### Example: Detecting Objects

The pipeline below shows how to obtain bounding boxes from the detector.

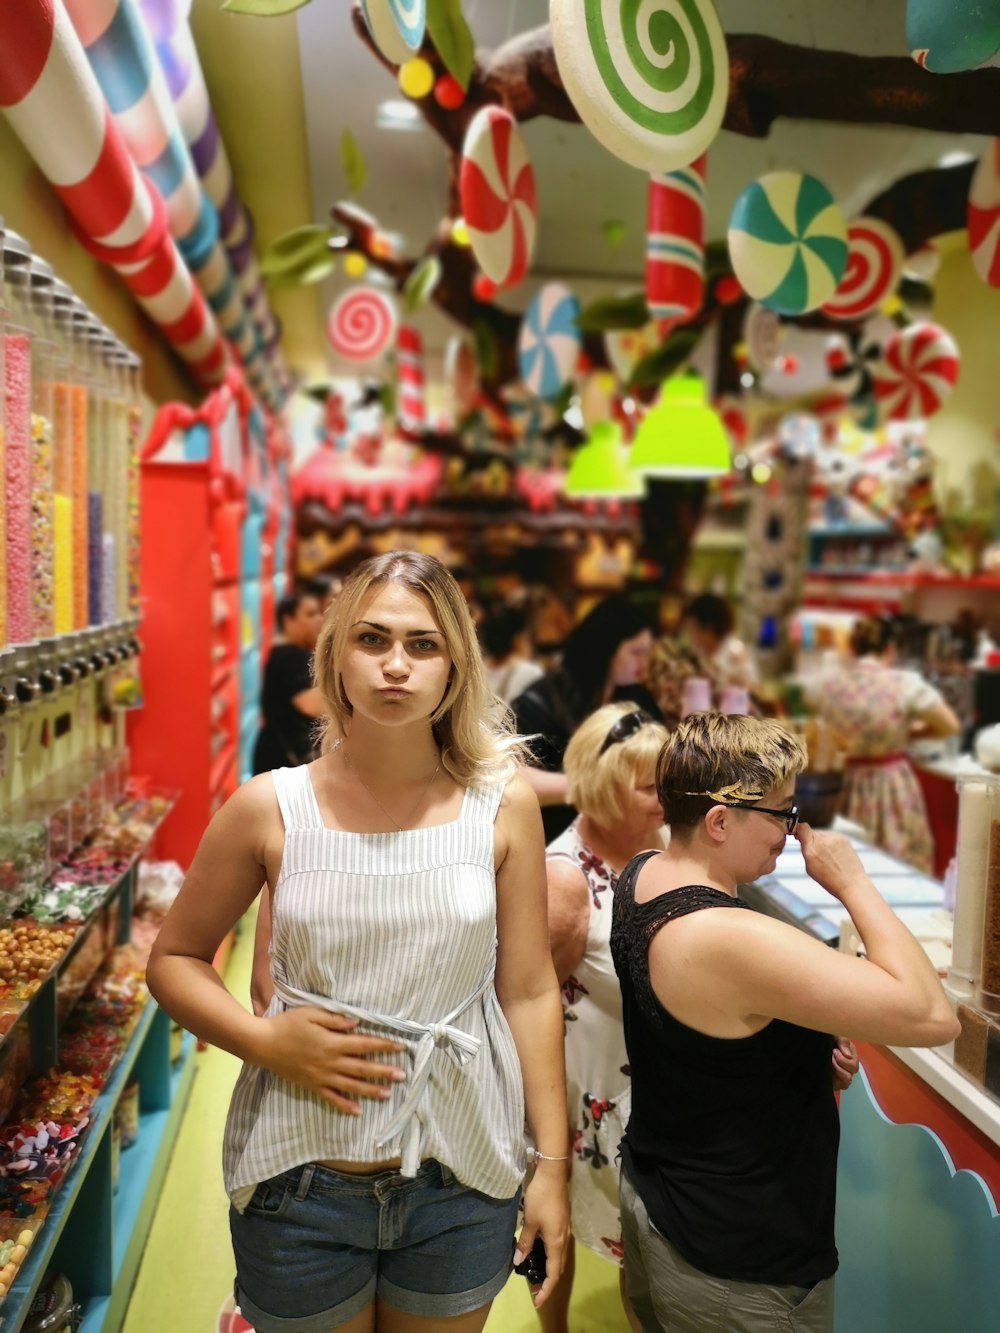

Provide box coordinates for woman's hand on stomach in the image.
[254,1008,407,1115]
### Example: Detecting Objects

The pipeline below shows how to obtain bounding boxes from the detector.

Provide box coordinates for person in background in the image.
[813,615,960,873]
[251,590,325,775]
[539,703,669,1333]
[523,585,575,670]
[512,596,660,843]
[148,551,570,1331]
[304,571,344,613]
[481,606,544,705]
[612,713,957,1332]
[682,593,758,695]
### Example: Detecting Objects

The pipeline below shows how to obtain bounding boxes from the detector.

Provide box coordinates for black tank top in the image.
[610,851,840,1287]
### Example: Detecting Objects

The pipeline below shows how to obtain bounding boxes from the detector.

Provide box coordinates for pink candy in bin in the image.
[719,686,750,715]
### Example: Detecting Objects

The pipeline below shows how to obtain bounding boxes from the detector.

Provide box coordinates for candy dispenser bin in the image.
[3,232,33,648]
[67,300,91,632]
[50,280,77,638]
[0,217,6,651]
[27,257,55,643]
[946,772,1000,1004]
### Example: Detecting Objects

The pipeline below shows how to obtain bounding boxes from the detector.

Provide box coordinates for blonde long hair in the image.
[313,552,527,787]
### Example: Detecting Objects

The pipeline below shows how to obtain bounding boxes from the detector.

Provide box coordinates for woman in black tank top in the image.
[610,714,958,1333]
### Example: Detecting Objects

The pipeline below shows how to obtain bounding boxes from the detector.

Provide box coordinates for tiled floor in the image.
[123,904,628,1331]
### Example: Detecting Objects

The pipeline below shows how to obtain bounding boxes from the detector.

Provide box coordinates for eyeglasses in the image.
[598,710,654,756]
[714,801,799,833]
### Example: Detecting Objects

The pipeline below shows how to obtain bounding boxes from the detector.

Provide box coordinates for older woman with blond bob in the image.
[538,703,669,1333]
[147,552,569,1333]
[612,713,959,1333]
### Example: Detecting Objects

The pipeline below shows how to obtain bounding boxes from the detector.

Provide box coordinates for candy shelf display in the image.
[0,794,186,1333]
[128,370,293,866]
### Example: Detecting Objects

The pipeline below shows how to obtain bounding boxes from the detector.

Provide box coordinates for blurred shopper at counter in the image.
[682,593,757,695]
[540,703,669,1333]
[251,590,325,774]
[513,597,660,842]
[813,616,960,873]
[611,713,958,1333]
[481,606,544,706]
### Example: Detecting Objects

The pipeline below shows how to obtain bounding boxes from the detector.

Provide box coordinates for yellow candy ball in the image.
[344,252,368,279]
[450,217,471,248]
[398,57,434,100]
[750,463,772,485]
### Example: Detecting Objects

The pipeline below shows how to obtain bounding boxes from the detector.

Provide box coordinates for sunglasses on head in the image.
[598,709,654,756]
[714,800,800,833]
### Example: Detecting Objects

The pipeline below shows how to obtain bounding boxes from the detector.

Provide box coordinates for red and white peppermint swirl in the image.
[460,106,537,289]
[822,217,904,321]
[872,322,959,421]
[326,288,398,362]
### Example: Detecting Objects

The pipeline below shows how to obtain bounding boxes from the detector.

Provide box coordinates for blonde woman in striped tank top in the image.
[147,553,570,1333]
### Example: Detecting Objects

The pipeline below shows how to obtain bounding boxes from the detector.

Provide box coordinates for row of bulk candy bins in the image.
[1,220,142,652]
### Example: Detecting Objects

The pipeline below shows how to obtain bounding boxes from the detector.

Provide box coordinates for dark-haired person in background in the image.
[682,592,757,695]
[481,606,544,705]
[251,590,325,775]
[512,596,660,842]
[811,615,959,871]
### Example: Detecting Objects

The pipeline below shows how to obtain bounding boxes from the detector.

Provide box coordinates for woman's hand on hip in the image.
[253,1007,406,1115]
[516,1162,571,1309]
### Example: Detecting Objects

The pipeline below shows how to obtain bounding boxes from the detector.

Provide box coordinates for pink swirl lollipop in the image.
[821,217,904,321]
[872,322,959,421]
[326,288,398,361]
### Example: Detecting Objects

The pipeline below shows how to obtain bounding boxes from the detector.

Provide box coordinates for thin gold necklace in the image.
[336,739,441,832]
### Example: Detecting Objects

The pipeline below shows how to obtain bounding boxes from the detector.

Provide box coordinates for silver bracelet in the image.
[532,1149,570,1163]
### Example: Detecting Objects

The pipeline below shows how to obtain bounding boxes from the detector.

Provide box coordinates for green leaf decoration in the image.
[403,256,442,314]
[277,254,337,287]
[426,0,475,91]
[628,330,700,390]
[576,292,649,333]
[221,0,310,15]
[260,224,335,277]
[341,128,367,196]
[472,319,498,381]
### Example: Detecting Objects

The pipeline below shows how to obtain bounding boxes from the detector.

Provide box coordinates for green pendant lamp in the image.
[627,373,732,478]
[564,420,647,498]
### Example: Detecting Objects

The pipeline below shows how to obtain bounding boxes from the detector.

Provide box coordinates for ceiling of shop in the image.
[192,0,987,388]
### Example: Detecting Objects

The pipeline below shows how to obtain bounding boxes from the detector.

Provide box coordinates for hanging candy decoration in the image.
[518,283,581,401]
[326,287,398,362]
[472,273,497,302]
[728,172,847,314]
[821,217,904,320]
[460,106,537,288]
[0,0,226,384]
[396,322,426,432]
[434,74,466,110]
[714,394,749,449]
[398,56,435,100]
[777,412,822,460]
[812,389,852,444]
[343,252,369,279]
[550,0,729,174]
[646,153,706,321]
[445,335,478,417]
[871,322,960,421]
[604,321,666,383]
[743,302,781,374]
[358,0,427,66]
[907,0,1000,73]
[968,139,1000,287]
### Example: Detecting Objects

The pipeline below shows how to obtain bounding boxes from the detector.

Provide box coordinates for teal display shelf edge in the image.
[0,1009,197,1333]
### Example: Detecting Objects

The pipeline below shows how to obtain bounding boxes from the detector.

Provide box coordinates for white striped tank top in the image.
[223,765,526,1210]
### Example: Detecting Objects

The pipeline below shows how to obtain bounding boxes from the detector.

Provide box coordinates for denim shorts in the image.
[230,1159,521,1331]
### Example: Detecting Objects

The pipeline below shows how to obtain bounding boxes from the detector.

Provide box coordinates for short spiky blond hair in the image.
[313,552,526,787]
[657,712,807,831]
[564,703,669,824]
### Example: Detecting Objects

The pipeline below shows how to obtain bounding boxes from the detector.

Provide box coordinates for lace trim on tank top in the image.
[611,850,751,1031]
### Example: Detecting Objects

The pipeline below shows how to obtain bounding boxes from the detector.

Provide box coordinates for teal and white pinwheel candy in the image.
[728,172,847,315]
[518,284,581,400]
[359,0,426,65]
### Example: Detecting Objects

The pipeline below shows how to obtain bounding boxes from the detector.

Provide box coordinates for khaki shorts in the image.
[620,1166,835,1332]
